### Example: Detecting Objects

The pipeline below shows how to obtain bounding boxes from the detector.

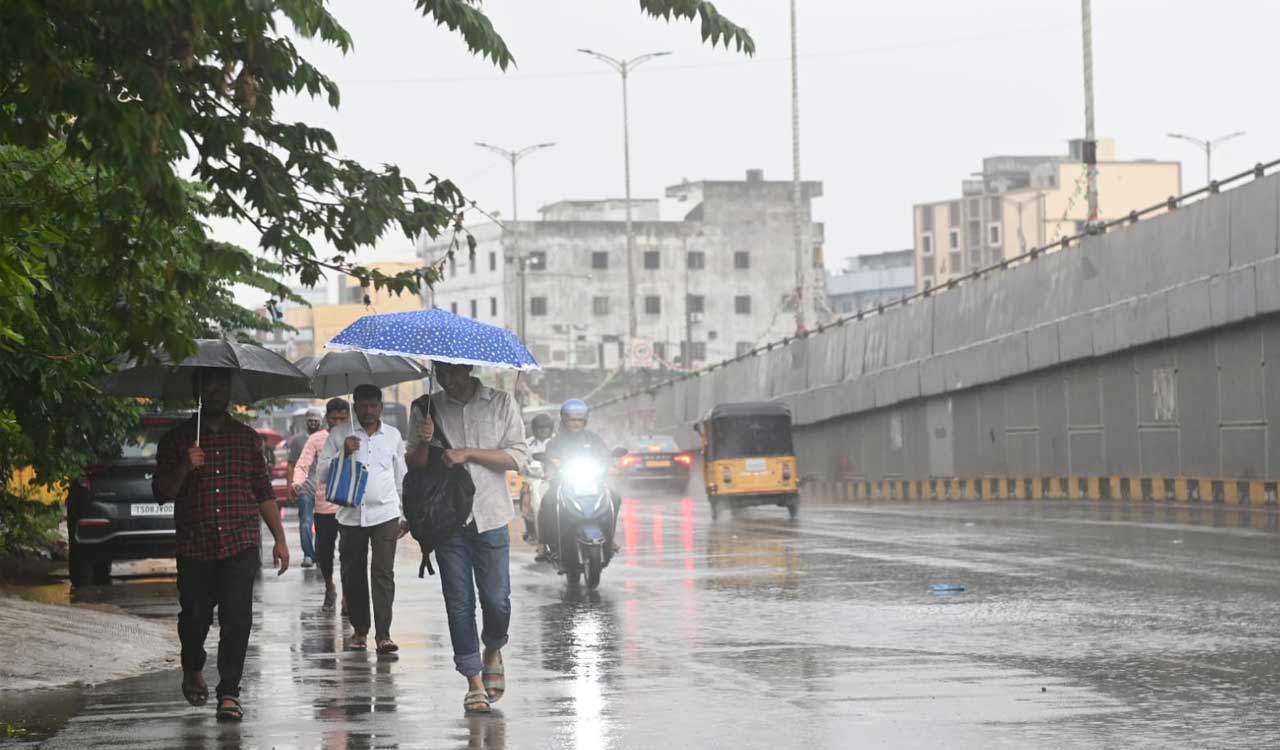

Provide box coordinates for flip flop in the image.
[376,638,399,654]
[182,671,208,707]
[464,687,491,714]
[349,634,367,651]
[482,652,505,703]
[215,696,243,722]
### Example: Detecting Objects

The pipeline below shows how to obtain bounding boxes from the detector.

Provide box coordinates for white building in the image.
[420,169,824,371]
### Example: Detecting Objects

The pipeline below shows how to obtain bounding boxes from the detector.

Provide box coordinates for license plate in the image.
[646,460,672,468]
[131,503,173,517]
[272,478,287,487]
[745,458,768,473]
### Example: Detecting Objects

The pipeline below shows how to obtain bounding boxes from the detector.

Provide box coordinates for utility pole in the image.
[474,142,556,342]
[578,49,671,355]
[1167,131,1246,185]
[789,0,806,333]
[1080,0,1099,226]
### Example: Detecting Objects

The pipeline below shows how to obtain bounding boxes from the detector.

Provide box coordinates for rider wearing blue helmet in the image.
[537,399,616,561]
[545,399,609,464]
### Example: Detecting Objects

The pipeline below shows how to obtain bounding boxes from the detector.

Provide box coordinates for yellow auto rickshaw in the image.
[698,402,800,520]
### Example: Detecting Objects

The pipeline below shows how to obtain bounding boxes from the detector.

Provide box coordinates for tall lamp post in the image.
[474,141,556,343]
[1080,0,1100,225]
[577,48,671,351]
[1167,131,1246,186]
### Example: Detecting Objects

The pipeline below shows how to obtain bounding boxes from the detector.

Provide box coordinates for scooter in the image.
[540,456,618,589]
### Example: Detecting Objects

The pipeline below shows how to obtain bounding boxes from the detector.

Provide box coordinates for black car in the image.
[615,435,695,492]
[66,413,187,585]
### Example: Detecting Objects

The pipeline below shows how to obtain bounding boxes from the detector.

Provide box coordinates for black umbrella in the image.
[103,339,313,443]
[294,351,429,398]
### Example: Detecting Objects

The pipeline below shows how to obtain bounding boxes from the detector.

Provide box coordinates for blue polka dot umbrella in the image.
[327,309,540,371]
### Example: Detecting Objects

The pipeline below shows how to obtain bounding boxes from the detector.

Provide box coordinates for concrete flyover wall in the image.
[593,172,1280,502]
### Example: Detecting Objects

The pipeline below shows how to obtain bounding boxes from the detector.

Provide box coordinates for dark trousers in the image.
[339,518,399,640]
[314,512,340,581]
[177,547,258,699]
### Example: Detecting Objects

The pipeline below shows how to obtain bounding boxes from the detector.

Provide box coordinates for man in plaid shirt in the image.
[153,368,290,722]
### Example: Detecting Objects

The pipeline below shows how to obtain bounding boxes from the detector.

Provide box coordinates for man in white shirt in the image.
[406,363,529,714]
[318,384,407,654]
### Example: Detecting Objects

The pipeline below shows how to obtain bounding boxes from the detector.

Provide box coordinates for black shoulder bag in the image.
[403,398,475,577]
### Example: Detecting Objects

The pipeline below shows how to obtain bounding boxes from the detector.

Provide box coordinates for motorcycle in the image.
[539,454,618,589]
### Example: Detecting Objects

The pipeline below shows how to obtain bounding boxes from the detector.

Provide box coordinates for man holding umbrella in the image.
[153,367,291,722]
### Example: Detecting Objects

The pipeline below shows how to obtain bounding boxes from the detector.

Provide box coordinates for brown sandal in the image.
[376,638,399,654]
[349,634,367,651]
[215,696,243,722]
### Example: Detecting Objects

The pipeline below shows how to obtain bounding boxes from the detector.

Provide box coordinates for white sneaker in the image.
[301,557,314,568]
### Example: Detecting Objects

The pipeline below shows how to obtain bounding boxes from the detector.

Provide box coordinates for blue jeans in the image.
[435,524,511,677]
[297,493,316,560]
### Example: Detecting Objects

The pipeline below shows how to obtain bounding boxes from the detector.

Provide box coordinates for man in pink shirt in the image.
[292,398,350,609]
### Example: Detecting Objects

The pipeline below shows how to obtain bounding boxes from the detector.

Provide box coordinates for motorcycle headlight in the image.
[566,460,604,495]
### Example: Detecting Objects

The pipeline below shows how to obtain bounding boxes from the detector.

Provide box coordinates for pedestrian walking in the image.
[318,384,408,654]
[287,407,324,568]
[407,363,529,714]
[153,367,291,722]
[292,398,350,609]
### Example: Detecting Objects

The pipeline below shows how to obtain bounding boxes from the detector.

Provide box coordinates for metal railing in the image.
[595,157,1280,409]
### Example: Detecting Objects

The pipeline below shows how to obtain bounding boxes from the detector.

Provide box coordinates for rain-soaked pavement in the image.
[4,492,1280,749]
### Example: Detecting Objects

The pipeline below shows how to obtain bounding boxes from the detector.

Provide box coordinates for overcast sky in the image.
[223,0,1280,306]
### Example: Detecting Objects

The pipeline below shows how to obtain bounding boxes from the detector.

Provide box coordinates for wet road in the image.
[4,493,1280,749]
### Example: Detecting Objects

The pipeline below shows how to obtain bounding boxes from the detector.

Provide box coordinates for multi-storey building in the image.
[825,250,915,315]
[912,140,1182,291]
[421,169,824,370]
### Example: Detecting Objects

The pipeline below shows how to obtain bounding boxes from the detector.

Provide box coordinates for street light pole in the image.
[474,142,556,343]
[1167,131,1246,185]
[789,0,806,334]
[1080,0,1099,225]
[578,49,671,352]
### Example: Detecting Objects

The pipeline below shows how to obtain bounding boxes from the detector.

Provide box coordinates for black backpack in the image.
[403,398,475,577]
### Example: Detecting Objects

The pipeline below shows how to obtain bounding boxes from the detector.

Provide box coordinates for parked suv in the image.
[66,413,188,585]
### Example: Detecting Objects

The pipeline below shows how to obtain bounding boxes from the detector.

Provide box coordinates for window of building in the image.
[988,195,1003,221]
[923,279,933,291]
[490,297,498,317]
[680,341,707,364]
[988,248,1004,266]
[733,251,750,269]
[949,201,961,227]
[969,249,983,268]
[949,251,963,275]
[988,223,1002,246]
[591,251,609,270]
[687,251,705,270]
[489,252,497,272]
[734,295,751,315]
[469,299,478,318]
[686,294,705,314]
[450,301,458,314]
[530,297,548,316]
[528,251,546,271]
[341,283,364,305]
[948,229,959,250]
[552,350,566,362]
[968,197,980,216]
[592,296,610,316]
[736,341,754,357]
[469,254,476,274]
[921,233,934,255]
[643,251,660,270]
[968,220,982,247]
[654,342,667,361]
[922,256,935,276]
[644,296,661,315]
[920,205,935,232]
